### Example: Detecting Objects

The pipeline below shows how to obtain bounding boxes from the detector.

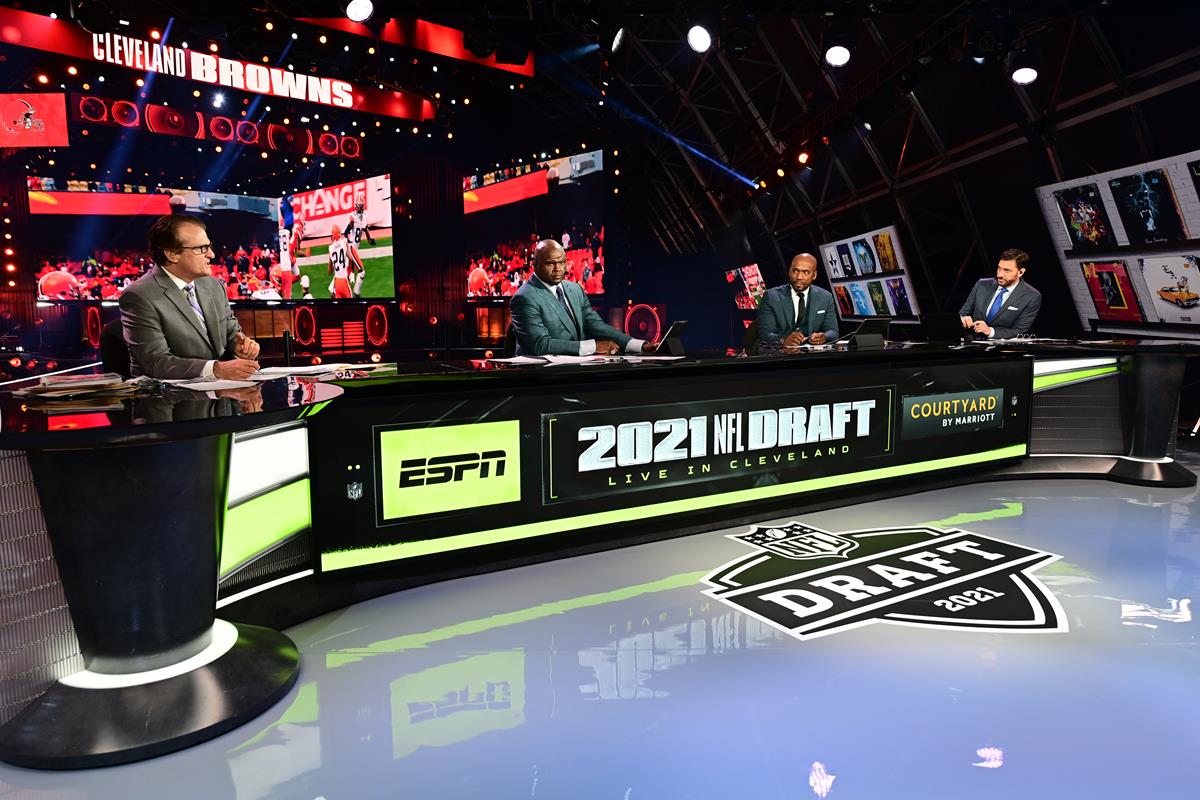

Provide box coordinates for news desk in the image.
[0,340,1193,768]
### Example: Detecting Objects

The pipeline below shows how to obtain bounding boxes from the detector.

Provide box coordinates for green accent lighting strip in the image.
[221,479,312,578]
[1032,365,1118,393]
[322,444,1027,572]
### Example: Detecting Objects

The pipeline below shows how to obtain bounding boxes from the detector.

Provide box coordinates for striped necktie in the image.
[183,283,206,325]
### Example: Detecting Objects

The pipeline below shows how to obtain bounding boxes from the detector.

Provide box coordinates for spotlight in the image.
[797,151,810,165]
[687,25,711,53]
[776,168,785,178]
[1009,50,1039,85]
[213,92,225,108]
[825,44,851,67]
[345,0,374,23]
[70,0,115,35]
[823,26,855,67]
[611,27,626,54]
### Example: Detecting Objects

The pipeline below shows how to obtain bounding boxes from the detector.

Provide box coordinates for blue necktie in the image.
[183,283,206,325]
[556,284,578,332]
[985,287,1007,324]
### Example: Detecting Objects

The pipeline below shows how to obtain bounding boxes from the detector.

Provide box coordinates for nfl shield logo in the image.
[733,522,859,560]
[346,481,364,501]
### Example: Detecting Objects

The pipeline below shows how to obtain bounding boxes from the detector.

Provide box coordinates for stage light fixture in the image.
[213,92,225,108]
[687,25,712,53]
[797,151,810,165]
[776,168,785,178]
[1009,50,1039,85]
[825,44,850,67]
[612,27,626,54]
[823,25,855,67]
[346,0,374,23]
[70,0,115,35]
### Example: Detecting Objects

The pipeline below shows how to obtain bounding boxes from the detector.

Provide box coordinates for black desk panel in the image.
[310,349,1033,576]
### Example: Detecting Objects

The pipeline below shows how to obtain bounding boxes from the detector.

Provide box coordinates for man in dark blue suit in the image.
[959,249,1042,339]
[510,240,657,356]
[757,253,839,348]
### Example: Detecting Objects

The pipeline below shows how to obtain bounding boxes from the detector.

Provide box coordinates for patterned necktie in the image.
[556,284,578,331]
[985,287,1008,324]
[183,283,206,325]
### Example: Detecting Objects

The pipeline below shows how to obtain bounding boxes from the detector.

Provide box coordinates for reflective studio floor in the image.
[6,453,1200,799]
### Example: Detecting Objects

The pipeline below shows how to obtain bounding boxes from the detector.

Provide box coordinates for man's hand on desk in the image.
[782,331,807,347]
[642,341,659,354]
[214,358,260,380]
[971,320,993,337]
[808,332,828,345]
[960,315,975,329]
[595,339,621,356]
[234,332,260,360]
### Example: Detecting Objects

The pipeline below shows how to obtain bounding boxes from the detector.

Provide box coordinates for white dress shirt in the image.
[790,286,810,329]
[532,274,644,356]
[982,280,1020,338]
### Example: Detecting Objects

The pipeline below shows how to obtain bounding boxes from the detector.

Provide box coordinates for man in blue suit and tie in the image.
[757,253,839,348]
[511,239,657,356]
[959,248,1042,339]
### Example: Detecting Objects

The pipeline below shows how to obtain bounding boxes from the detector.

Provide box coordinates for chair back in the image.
[99,318,131,378]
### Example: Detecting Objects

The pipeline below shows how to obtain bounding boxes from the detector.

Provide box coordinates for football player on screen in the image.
[345,200,374,297]
[327,224,362,299]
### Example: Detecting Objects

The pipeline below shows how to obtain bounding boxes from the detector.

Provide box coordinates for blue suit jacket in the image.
[510,278,631,356]
[959,279,1041,339]
[756,284,839,345]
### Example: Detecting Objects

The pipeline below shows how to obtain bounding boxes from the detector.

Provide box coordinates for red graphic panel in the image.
[29,191,173,216]
[1081,260,1145,322]
[0,93,68,147]
[463,170,549,215]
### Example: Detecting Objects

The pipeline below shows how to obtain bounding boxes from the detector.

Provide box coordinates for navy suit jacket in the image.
[510,277,631,356]
[959,279,1041,339]
[756,284,839,345]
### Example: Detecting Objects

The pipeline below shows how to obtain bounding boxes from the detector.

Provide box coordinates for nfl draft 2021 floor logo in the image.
[703,522,1068,640]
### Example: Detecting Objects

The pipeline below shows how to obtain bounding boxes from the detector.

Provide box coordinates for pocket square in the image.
[817,309,826,314]
[1007,306,1020,311]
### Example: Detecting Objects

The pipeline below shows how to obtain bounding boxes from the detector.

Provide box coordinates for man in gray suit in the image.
[959,248,1042,339]
[510,239,657,356]
[757,253,839,348]
[120,215,260,379]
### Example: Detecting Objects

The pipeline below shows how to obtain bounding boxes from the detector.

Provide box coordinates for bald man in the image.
[510,239,656,356]
[756,253,839,348]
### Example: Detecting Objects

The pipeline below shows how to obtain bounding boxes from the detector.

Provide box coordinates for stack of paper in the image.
[14,372,139,410]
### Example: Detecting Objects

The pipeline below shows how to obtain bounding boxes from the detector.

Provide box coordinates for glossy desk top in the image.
[0,339,1194,449]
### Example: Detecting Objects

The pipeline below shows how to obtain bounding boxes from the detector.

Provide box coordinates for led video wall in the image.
[818,225,921,323]
[1036,148,1200,336]
[27,174,395,301]
[462,149,606,301]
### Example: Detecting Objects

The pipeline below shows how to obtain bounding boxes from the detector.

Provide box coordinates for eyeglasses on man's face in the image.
[178,243,215,255]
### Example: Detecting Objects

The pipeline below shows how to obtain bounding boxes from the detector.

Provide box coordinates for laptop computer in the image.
[919,313,966,343]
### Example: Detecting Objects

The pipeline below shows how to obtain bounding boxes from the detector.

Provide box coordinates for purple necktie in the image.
[183,283,206,325]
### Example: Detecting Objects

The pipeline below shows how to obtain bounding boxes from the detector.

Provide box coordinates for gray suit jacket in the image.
[119,266,241,379]
[959,279,1041,339]
[757,284,839,345]
[510,278,631,356]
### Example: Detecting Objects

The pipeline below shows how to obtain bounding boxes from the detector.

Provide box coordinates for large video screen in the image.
[278,174,394,299]
[462,149,606,301]
[27,173,395,301]
[1036,148,1200,337]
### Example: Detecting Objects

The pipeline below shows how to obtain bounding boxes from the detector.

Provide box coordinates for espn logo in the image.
[379,421,521,520]
[398,451,507,487]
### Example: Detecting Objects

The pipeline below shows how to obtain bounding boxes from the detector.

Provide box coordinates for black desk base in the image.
[0,622,298,770]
